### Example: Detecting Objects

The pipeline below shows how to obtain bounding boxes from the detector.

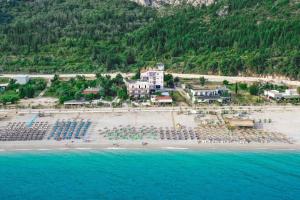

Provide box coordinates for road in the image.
[1,73,300,86]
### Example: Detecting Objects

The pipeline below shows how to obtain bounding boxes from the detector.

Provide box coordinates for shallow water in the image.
[0,150,300,200]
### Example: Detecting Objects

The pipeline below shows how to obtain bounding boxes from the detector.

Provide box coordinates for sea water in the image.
[0,150,300,200]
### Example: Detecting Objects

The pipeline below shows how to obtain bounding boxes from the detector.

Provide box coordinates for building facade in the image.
[126,80,150,98]
[140,67,164,91]
[264,89,300,100]
[189,86,230,103]
[126,64,165,98]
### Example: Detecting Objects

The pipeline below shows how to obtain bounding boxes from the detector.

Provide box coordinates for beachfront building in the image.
[13,75,30,85]
[140,64,164,91]
[82,87,100,95]
[151,95,173,105]
[226,118,255,128]
[126,64,165,98]
[188,86,230,103]
[264,89,300,101]
[126,80,150,98]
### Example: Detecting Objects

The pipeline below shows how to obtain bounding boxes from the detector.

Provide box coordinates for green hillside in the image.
[0,0,156,73]
[0,0,299,79]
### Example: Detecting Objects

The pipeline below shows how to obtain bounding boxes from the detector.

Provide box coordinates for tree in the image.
[132,69,140,80]
[199,77,206,86]
[51,74,59,84]
[239,83,248,90]
[0,91,20,104]
[235,82,238,95]
[74,91,83,100]
[249,84,259,95]
[126,50,136,65]
[19,85,35,98]
[85,93,96,101]
[96,72,102,79]
[164,74,174,88]
[113,73,124,86]
[117,87,128,100]
[297,87,300,95]
[7,79,18,90]
[174,77,180,84]
[223,80,229,85]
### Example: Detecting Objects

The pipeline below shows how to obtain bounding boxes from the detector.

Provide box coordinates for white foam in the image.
[57,148,71,150]
[273,148,297,151]
[162,147,188,150]
[105,147,126,150]
[37,149,52,151]
[74,148,93,150]
[15,149,33,151]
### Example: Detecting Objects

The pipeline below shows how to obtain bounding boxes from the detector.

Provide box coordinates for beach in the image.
[0,106,299,152]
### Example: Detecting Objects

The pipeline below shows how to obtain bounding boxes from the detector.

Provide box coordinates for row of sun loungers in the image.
[0,122,49,141]
[99,125,157,140]
[195,125,292,144]
[48,119,91,140]
[99,124,292,144]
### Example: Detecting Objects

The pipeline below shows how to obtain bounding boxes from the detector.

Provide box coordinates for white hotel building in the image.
[140,65,164,91]
[126,64,164,98]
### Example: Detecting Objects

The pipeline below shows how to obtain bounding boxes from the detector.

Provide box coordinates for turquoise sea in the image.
[0,150,300,200]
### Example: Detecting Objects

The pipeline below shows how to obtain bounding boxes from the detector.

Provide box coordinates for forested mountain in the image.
[126,0,300,78]
[0,0,156,73]
[0,0,299,79]
[131,0,214,7]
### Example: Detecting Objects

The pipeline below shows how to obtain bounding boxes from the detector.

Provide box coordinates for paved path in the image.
[0,105,299,114]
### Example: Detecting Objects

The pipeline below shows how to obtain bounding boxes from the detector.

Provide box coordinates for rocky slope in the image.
[132,0,215,7]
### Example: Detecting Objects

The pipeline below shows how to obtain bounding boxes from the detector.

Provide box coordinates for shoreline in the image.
[1,141,300,152]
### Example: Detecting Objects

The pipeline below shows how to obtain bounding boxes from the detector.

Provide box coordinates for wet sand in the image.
[0,140,300,152]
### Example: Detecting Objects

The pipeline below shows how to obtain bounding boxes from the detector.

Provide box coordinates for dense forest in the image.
[0,0,299,79]
[0,0,156,73]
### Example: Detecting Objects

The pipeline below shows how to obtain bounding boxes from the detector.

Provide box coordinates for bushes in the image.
[0,91,19,104]
[164,74,175,88]
[249,84,259,96]
[46,74,128,103]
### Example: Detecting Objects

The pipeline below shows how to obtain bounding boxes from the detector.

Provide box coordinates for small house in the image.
[82,87,100,95]
[188,85,230,103]
[151,95,173,104]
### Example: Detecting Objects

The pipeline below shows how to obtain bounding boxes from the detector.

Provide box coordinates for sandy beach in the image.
[0,106,299,152]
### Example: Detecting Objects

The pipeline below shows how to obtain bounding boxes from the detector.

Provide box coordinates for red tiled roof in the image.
[156,96,172,100]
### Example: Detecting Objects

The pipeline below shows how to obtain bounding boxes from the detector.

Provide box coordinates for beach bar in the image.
[226,118,255,128]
